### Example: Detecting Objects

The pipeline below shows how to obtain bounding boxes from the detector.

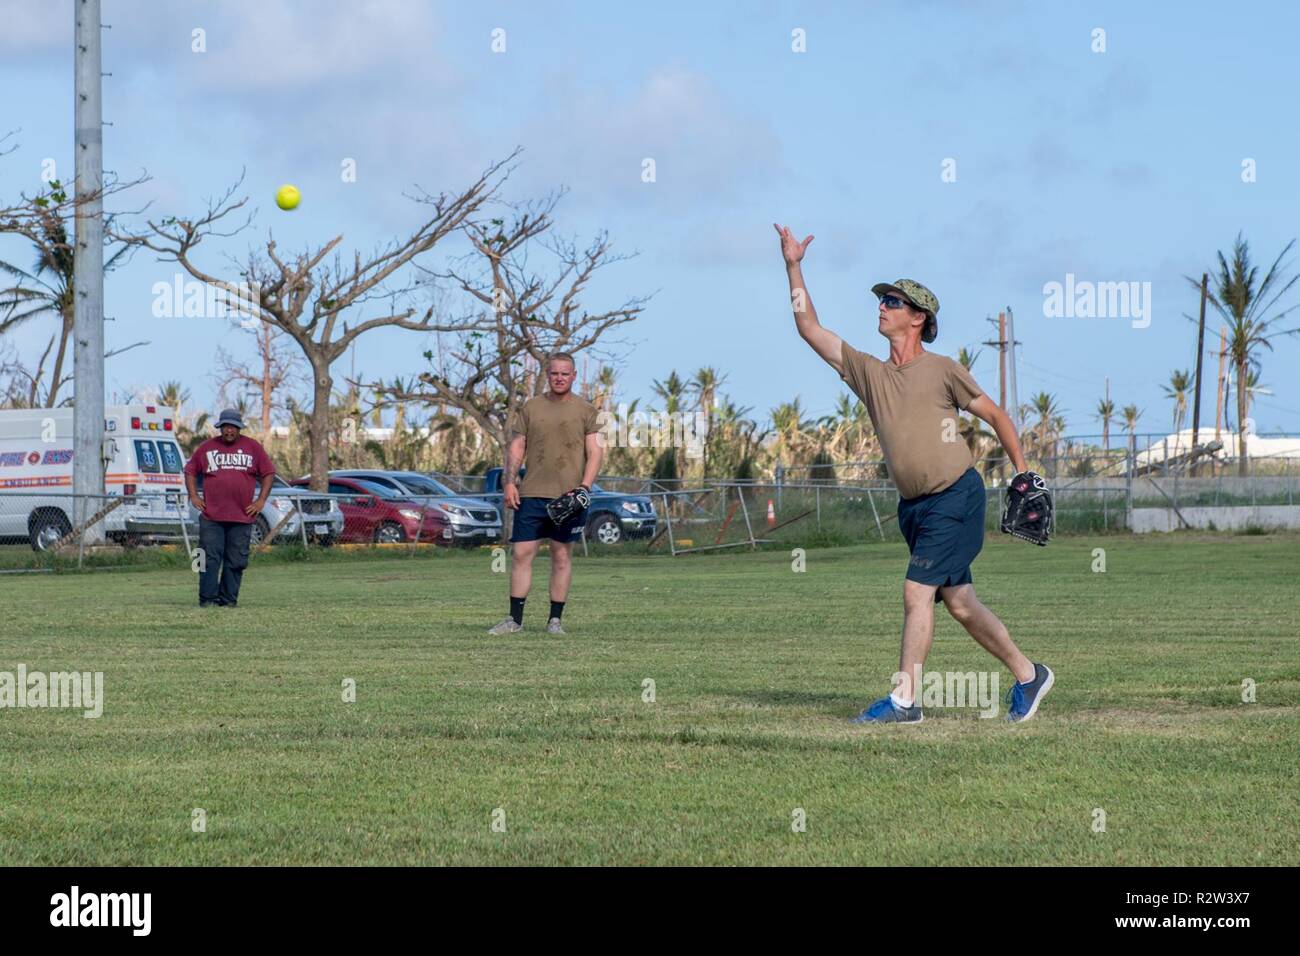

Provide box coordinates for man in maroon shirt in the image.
[183,409,275,607]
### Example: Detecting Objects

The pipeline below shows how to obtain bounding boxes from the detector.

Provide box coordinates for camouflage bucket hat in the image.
[872,278,940,343]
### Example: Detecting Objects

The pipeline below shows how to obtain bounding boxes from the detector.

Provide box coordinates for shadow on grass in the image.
[714,688,864,710]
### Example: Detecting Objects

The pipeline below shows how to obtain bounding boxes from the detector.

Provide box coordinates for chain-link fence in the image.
[4,457,1297,572]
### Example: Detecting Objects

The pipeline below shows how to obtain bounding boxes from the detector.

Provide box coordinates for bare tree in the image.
[117,156,516,489]
[0,174,145,405]
[370,192,649,464]
[213,319,305,434]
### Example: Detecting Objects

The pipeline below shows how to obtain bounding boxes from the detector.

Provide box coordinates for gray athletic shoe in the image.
[546,617,566,635]
[487,618,524,635]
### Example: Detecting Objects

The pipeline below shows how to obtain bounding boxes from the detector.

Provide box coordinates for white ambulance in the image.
[0,404,192,550]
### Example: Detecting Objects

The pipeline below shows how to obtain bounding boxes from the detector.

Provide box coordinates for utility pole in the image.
[1005,306,1021,433]
[1104,376,1110,453]
[72,0,106,544]
[1215,326,1226,444]
[1190,273,1208,475]
[982,313,1008,410]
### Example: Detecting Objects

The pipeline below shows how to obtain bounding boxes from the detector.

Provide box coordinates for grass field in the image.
[1,534,1297,865]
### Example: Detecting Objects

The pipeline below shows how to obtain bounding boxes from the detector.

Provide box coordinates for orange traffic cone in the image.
[766,499,776,528]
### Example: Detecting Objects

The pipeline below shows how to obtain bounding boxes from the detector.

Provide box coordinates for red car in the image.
[291,476,452,544]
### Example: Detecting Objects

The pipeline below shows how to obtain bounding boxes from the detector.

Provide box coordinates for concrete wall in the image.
[1131,505,1300,533]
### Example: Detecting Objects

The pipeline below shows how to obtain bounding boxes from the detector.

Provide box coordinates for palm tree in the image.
[713,397,766,483]
[650,370,687,482]
[769,397,813,470]
[1243,368,1270,422]
[590,365,617,410]
[1162,369,1192,451]
[1190,233,1300,474]
[689,366,727,478]
[0,205,130,406]
[1121,403,1142,456]
[1095,396,1116,454]
[1028,391,1064,475]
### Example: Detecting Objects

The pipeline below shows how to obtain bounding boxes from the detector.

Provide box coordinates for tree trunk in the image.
[261,323,273,435]
[1237,357,1248,477]
[46,307,75,406]
[310,365,332,491]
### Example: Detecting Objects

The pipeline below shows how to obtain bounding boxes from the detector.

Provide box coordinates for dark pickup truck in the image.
[482,467,658,545]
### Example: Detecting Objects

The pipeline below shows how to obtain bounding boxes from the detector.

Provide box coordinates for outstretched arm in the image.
[968,394,1028,474]
[774,223,843,375]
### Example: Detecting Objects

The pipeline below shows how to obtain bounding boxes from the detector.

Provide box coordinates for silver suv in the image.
[330,470,502,545]
[188,475,344,547]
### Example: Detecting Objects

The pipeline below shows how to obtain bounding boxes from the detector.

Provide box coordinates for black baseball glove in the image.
[1001,471,1052,546]
[546,486,591,525]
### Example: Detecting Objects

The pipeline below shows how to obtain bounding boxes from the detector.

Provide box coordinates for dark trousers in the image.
[199,516,253,606]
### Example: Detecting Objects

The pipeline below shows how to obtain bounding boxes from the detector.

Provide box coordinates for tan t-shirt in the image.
[839,341,985,499]
[508,393,601,498]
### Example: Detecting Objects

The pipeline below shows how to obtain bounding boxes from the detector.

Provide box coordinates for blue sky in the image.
[2,0,1299,437]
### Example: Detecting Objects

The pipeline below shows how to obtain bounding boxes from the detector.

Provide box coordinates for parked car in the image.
[329,470,502,546]
[481,467,657,545]
[291,475,452,544]
[231,475,343,547]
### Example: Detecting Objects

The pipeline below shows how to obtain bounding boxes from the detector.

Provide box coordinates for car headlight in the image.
[271,497,293,510]
[621,501,640,513]
[398,508,423,520]
[329,499,341,512]
[439,504,469,518]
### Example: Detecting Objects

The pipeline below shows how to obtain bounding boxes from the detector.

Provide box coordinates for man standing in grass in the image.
[774,223,1054,723]
[488,352,604,636]
[184,408,275,608]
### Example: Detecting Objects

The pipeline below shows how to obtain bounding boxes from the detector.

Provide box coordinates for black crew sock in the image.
[510,596,526,625]
[549,600,565,621]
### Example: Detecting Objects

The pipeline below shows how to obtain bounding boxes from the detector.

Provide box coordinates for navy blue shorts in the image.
[509,496,587,543]
[896,467,985,601]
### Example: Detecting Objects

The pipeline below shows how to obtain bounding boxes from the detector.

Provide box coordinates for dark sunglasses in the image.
[878,294,912,310]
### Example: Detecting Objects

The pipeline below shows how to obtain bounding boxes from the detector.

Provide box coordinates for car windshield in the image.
[397,474,454,496]
[349,478,398,498]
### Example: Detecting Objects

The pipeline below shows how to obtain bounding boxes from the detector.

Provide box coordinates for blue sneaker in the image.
[850,695,924,724]
[1005,663,1055,723]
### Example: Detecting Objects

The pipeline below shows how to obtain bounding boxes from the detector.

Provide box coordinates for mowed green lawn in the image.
[1,534,1297,866]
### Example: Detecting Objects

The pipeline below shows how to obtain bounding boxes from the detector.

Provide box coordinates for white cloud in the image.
[0,0,65,53]
[512,66,787,211]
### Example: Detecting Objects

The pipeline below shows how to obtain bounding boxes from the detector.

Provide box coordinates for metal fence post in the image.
[737,485,757,549]
[815,485,821,531]
[173,491,192,557]
[1125,440,1134,527]
[664,492,677,555]
[866,488,884,540]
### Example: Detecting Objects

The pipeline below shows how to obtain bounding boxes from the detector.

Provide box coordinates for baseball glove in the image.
[546,486,591,525]
[1001,471,1053,546]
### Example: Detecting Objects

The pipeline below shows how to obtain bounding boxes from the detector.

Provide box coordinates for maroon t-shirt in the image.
[183,436,276,524]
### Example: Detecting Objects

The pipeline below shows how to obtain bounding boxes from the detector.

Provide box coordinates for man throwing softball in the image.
[488,352,604,636]
[774,224,1055,723]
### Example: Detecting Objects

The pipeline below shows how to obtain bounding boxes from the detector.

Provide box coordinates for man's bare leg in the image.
[548,540,573,603]
[939,583,1035,684]
[896,579,939,703]
[510,539,540,600]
